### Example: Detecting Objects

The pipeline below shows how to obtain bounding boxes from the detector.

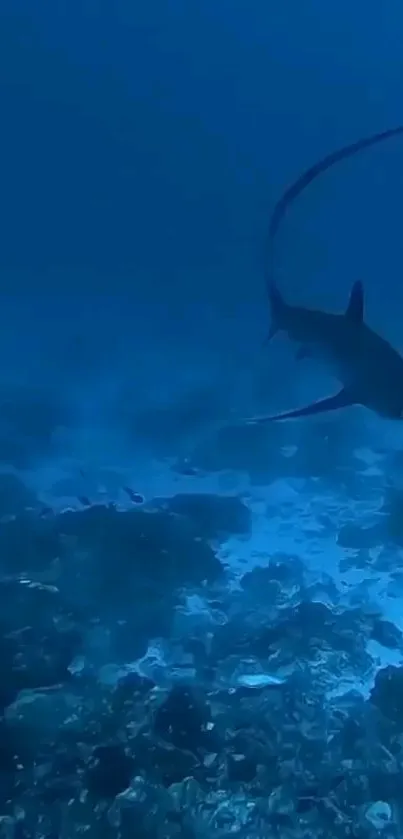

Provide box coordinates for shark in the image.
[249,124,403,424]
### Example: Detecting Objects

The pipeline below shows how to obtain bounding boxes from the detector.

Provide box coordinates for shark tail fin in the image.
[267,283,288,342]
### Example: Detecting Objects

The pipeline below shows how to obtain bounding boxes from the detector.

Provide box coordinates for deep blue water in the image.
[2,1,403,318]
[0,0,402,448]
[2,1,403,834]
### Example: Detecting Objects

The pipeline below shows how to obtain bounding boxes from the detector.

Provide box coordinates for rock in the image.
[227,752,256,783]
[364,801,392,830]
[370,618,403,650]
[337,523,381,550]
[154,685,217,754]
[86,745,135,799]
[152,493,251,540]
[371,666,403,726]
[130,731,199,786]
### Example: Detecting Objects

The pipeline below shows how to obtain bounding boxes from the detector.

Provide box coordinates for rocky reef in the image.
[0,468,402,839]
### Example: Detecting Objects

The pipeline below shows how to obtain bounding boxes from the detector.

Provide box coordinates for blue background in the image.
[0,0,402,446]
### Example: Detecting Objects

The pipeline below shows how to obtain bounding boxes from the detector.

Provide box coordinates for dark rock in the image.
[382,489,403,545]
[151,493,251,541]
[154,685,216,754]
[337,523,382,550]
[370,618,403,650]
[241,555,304,602]
[130,731,200,786]
[86,744,135,799]
[57,505,223,589]
[227,751,257,783]
[114,672,155,705]
[371,665,403,726]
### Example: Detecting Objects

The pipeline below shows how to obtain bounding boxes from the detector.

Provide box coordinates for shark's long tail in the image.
[266,124,403,296]
[267,283,288,341]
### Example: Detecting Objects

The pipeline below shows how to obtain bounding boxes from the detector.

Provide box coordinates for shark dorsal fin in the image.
[345,281,364,323]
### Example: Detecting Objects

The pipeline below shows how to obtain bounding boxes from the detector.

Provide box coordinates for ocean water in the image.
[1,1,403,836]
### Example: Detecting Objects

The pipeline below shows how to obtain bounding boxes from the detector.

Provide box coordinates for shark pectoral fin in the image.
[345,281,364,323]
[245,388,355,424]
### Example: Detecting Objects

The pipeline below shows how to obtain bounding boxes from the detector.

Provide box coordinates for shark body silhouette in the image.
[251,125,403,424]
